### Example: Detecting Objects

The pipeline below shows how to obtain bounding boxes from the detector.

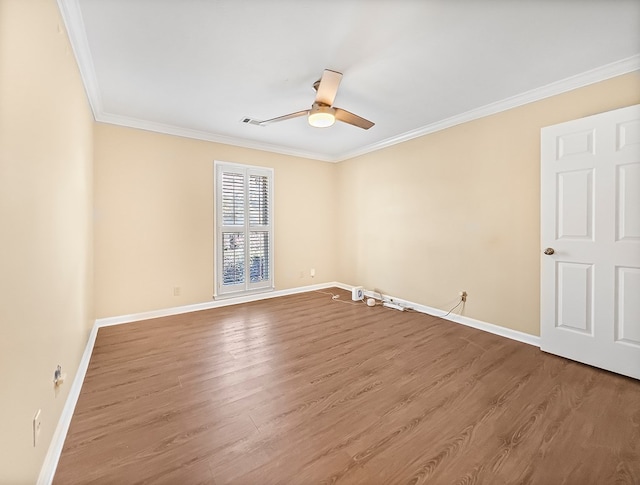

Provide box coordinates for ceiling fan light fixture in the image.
[308,104,336,128]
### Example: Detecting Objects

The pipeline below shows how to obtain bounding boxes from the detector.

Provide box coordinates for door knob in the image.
[543,248,555,255]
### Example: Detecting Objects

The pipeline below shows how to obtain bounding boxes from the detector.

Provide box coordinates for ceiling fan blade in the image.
[315,69,342,106]
[259,110,309,126]
[335,108,375,130]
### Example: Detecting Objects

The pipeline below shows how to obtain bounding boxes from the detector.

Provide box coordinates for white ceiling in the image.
[59,0,640,162]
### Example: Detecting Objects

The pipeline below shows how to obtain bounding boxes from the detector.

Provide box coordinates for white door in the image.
[541,104,640,380]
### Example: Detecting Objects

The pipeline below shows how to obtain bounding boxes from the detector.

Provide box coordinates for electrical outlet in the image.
[310,268,316,278]
[173,286,181,297]
[33,409,41,447]
[53,365,65,387]
[460,291,467,302]
[352,286,364,301]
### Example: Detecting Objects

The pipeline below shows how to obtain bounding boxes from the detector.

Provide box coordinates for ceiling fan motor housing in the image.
[308,103,336,128]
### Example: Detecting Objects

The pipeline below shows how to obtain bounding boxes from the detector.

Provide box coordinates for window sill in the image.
[214,286,275,301]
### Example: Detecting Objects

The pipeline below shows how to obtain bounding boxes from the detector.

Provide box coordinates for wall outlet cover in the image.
[33,409,41,447]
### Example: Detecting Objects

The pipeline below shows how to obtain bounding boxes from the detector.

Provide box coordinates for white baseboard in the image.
[37,323,99,485]
[38,280,538,483]
[362,289,540,347]
[95,281,345,327]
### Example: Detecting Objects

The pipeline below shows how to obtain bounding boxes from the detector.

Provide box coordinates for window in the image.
[215,162,273,297]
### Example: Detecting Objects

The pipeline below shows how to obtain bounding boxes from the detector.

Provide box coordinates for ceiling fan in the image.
[253,69,374,130]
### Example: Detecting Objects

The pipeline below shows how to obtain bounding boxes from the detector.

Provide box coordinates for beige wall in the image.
[94,73,640,329]
[94,124,338,318]
[0,0,94,482]
[336,72,640,336]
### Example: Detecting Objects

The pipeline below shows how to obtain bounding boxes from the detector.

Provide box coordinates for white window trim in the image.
[214,161,274,299]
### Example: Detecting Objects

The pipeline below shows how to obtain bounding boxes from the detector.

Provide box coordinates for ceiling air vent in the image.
[241,117,262,126]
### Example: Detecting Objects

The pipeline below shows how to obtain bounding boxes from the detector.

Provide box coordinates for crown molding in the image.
[57,0,638,163]
[56,0,102,118]
[96,112,336,162]
[335,55,640,162]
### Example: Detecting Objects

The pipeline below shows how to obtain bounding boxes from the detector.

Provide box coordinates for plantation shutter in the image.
[248,174,270,283]
[221,171,245,287]
[216,163,273,296]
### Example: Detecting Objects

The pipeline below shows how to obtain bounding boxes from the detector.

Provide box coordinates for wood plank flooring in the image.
[54,288,640,484]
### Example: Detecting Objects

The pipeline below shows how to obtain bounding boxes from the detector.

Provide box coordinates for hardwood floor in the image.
[54,288,640,484]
